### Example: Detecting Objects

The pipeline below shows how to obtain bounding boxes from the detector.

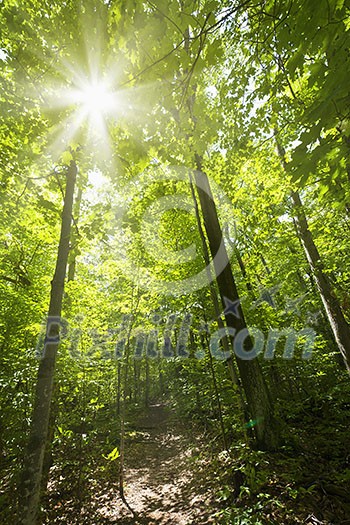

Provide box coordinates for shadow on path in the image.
[95,404,218,525]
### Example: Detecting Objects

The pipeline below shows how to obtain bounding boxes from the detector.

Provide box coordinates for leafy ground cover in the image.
[19,395,347,525]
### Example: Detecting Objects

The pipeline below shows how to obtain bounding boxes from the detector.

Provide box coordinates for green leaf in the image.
[61,151,73,165]
[103,447,120,461]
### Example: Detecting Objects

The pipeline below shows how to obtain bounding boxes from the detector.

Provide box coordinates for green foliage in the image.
[103,447,120,461]
[1,0,350,522]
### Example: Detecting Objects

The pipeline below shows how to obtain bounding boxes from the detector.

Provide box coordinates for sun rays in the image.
[10,13,161,171]
[41,62,125,161]
[76,80,117,117]
[37,57,155,165]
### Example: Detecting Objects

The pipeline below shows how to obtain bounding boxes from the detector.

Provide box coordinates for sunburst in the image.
[41,63,126,161]
[12,23,155,168]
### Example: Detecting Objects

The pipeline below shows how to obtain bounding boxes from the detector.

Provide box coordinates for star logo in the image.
[252,285,280,310]
[306,311,321,325]
[284,294,306,316]
[222,297,241,318]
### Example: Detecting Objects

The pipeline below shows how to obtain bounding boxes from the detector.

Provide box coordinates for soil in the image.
[45,404,221,524]
[94,404,219,524]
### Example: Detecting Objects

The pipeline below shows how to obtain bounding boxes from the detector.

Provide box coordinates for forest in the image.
[0,0,350,524]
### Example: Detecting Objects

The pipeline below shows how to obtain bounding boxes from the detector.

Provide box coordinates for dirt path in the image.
[94,404,219,524]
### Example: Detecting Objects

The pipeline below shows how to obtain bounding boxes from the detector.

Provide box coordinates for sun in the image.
[74,80,117,117]
[35,41,148,161]
[42,70,124,159]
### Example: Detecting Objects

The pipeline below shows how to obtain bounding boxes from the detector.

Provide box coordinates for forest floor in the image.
[44,403,221,524]
[91,403,219,524]
[40,396,350,525]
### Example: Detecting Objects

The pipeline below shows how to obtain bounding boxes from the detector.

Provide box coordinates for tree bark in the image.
[234,246,256,296]
[275,139,350,374]
[19,161,77,525]
[194,155,280,451]
[68,186,83,282]
[291,190,350,373]
[189,173,248,433]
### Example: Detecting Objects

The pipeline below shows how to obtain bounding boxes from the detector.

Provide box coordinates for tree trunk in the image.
[40,384,58,496]
[194,156,280,451]
[19,161,77,525]
[291,190,350,373]
[234,246,256,296]
[276,139,350,374]
[68,186,83,282]
[145,358,150,407]
[189,173,248,432]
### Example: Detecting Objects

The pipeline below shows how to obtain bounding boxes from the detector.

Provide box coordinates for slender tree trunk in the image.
[19,161,77,525]
[276,139,350,374]
[118,314,137,517]
[202,314,228,450]
[40,385,58,495]
[194,156,280,451]
[116,362,121,415]
[189,174,248,430]
[234,246,256,296]
[158,356,164,398]
[145,358,150,407]
[41,188,83,495]
[68,187,83,282]
[259,253,272,276]
[224,225,256,296]
[291,190,350,373]
[179,20,279,449]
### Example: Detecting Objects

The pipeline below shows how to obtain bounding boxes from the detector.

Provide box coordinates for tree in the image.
[19,160,77,525]
[194,157,280,451]
[276,139,350,374]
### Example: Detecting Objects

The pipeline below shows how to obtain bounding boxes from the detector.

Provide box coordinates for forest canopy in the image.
[0,1,350,524]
